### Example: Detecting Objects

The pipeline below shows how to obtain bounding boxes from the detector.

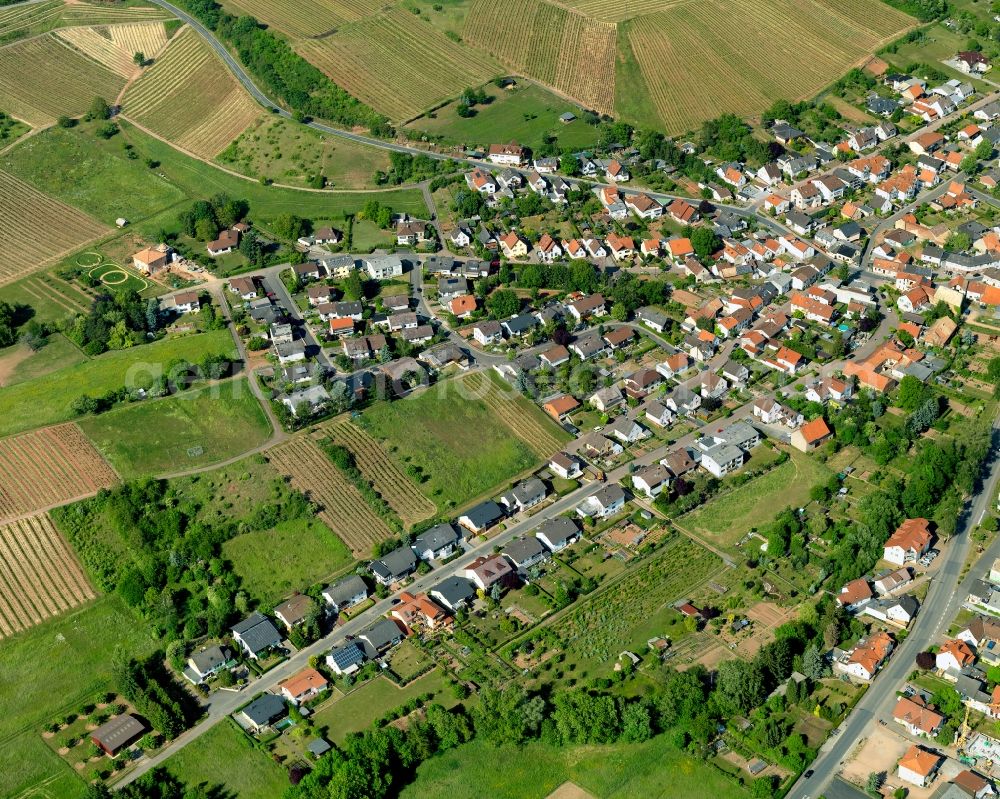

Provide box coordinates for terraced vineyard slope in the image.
[0,423,120,524]
[0,169,110,285]
[295,8,501,122]
[0,32,126,126]
[0,512,97,639]
[57,22,169,78]
[317,418,436,528]
[122,25,263,158]
[267,437,392,557]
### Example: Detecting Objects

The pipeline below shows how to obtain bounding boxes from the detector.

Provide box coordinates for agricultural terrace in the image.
[0,329,237,437]
[0,169,109,285]
[122,26,263,158]
[0,423,119,524]
[0,32,126,126]
[57,22,169,78]
[318,418,436,528]
[680,449,834,551]
[222,0,383,37]
[223,516,353,605]
[78,378,272,477]
[60,1,174,25]
[462,370,572,457]
[0,512,96,639]
[358,374,557,512]
[267,436,393,557]
[623,0,913,133]
[464,0,616,115]
[0,0,172,43]
[401,736,751,799]
[545,535,721,670]
[295,8,501,122]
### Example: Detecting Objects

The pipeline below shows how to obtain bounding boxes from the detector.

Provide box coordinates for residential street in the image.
[792,409,1000,799]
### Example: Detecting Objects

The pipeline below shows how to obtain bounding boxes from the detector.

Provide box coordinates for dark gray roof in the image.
[323,575,368,606]
[308,738,332,757]
[92,714,144,751]
[502,313,538,335]
[371,546,417,580]
[189,645,230,674]
[535,516,579,547]
[412,523,460,555]
[240,693,287,726]
[460,500,504,530]
[328,642,365,670]
[890,594,919,617]
[512,477,546,505]
[431,576,477,606]
[231,612,282,654]
[503,536,547,565]
[359,618,403,652]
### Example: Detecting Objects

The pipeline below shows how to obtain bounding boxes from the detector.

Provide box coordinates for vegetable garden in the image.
[545,535,721,667]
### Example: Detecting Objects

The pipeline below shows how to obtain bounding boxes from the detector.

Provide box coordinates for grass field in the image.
[681,450,833,550]
[359,374,559,512]
[0,169,110,286]
[164,720,288,799]
[400,735,750,798]
[0,124,186,226]
[117,120,429,224]
[312,670,450,744]
[78,377,271,476]
[222,516,353,604]
[0,32,126,126]
[0,272,93,324]
[123,26,263,158]
[218,115,391,189]
[0,335,86,387]
[406,83,601,151]
[0,329,237,437]
[1,121,427,251]
[319,417,436,528]
[296,8,501,122]
[0,596,155,799]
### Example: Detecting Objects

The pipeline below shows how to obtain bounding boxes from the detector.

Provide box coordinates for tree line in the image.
[177,0,390,135]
